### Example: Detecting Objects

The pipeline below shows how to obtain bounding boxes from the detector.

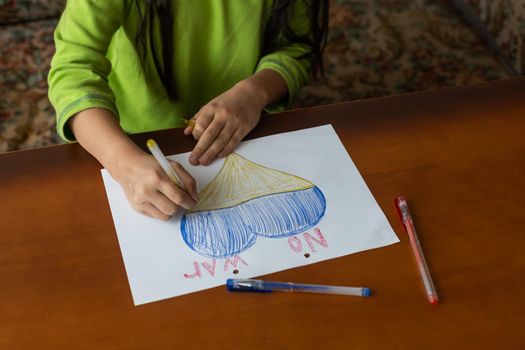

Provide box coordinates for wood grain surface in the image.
[1,78,524,349]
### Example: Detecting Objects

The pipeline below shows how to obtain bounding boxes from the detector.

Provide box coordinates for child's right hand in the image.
[69,107,198,221]
[108,150,198,221]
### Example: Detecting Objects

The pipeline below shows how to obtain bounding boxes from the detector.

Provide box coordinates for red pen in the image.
[395,196,439,305]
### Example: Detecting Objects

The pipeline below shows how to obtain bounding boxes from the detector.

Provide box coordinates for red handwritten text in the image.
[184,256,248,279]
[287,227,328,254]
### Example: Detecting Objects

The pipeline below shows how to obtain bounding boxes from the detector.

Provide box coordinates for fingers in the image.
[139,202,172,222]
[128,189,175,221]
[184,86,262,165]
[158,184,195,211]
[123,160,198,221]
[134,182,194,221]
[191,120,237,165]
[128,183,180,220]
[217,129,245,158]
[197,124,237,164]
[187,107,221,165]
[169,160,198,201]
[148,161,198,212]
[189,120,225,165]
[183,125,193,136]
[148,190,180,216]
[188,105,247,165]
[191,107,215,141]
[183,118,196,136]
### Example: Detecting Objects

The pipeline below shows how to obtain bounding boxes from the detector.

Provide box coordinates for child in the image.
[48,0,328,221]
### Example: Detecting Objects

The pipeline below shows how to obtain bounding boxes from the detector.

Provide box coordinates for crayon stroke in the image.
[181,152,326,258]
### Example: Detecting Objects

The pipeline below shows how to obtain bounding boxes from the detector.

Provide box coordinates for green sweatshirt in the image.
[48,0,312,142]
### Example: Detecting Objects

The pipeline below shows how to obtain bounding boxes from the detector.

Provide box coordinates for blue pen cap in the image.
[362,288,371,297]
[226,278,235,291]
[226,278,272,293]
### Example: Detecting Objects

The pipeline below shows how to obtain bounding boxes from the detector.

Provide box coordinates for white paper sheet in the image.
[101,125,399,305]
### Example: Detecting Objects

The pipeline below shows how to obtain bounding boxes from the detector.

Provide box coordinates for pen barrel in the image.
[167,172,183,188]
[147,139,184,188]
[263,282,369,297]
[227,279,370,297]
[407,227,438,303]
[396,197,439,304]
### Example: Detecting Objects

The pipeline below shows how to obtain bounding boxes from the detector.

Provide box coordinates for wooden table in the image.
[1,78,524,349]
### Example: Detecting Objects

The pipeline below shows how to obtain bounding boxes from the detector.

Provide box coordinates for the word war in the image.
[184,255,248,279]
[288,227,328,255]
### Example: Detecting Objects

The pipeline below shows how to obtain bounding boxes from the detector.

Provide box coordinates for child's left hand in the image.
[184,78,267,165]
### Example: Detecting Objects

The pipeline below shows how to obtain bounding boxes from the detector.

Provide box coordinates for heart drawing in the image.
[181,152,326,258]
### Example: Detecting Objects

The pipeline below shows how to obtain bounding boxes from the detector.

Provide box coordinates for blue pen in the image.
[226,279,371,297]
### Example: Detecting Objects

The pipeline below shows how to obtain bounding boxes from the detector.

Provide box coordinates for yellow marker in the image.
[146,139,184,188]
[183,118,196,128]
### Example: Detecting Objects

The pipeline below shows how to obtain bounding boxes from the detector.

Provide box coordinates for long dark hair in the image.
[133,0,329,101]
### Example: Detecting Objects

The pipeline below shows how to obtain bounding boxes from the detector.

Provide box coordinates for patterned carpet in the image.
[1,0,523,152]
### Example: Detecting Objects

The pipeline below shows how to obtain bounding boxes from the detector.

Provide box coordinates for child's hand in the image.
[109,150,198,221]
[69,107,200,221]
[184,79,267,165]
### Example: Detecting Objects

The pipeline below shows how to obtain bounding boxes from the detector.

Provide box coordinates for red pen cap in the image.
[394,196,408,221]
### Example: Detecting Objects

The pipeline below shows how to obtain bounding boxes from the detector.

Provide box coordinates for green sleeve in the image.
[48,0,127,142]
[256,0,313,112]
